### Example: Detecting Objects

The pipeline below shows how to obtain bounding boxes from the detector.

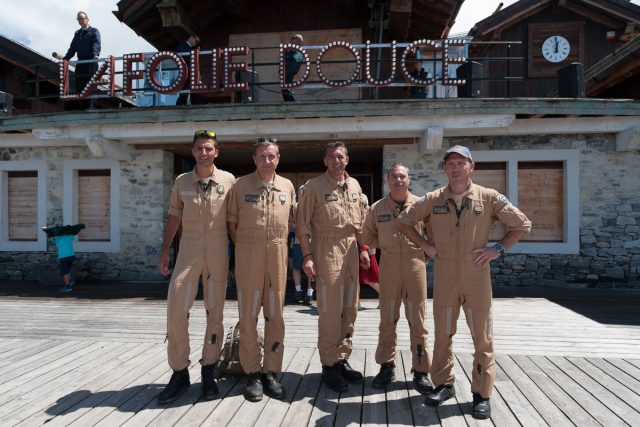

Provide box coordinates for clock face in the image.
[541,35,571,63]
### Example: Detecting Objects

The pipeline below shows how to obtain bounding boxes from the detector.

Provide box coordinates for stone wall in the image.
[0,146,174,281]
[384,134,640,288]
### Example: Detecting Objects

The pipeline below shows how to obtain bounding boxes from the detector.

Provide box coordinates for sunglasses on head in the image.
[194,130,216,138]
[255,137,278,143]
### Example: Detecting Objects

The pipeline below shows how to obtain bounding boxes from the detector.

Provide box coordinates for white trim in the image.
[63,159,121,252]
[0,161,48,251]
[474,149,580,254]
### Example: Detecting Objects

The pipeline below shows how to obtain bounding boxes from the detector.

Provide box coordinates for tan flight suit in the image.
[166,167,236,371]
[227,172,296,373]
[362,193,431,373]
[296,171,364,366]
[398,183,531,398]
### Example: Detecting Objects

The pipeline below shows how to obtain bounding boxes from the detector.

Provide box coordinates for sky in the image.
[1,0,639,60]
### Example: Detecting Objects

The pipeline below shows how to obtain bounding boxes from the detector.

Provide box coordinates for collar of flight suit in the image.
[323,170,351,190]
[443,181,483,203]
[248,170,285,192]
[189,166,222,185]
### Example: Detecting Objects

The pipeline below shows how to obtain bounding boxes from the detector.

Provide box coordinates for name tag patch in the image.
[325,193,338,202]
[245,194,260,203]
[433,205,449,214]
[377,214,392,222]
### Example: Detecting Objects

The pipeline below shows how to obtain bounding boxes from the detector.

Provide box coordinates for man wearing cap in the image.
[362,163,433,394]
[396,145,531,419]
[227,137,296,402]
[157,129,236,404]
[296,141,370,392]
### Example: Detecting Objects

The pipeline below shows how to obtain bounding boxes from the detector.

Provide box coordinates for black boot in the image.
[244,372,263,402]
[372,363,395,388]
[424,383,455,407]
[261,372,286,399]
[472,393,491,419]
[336,360,363,382]
[157,368,190,404]
[413,371,434,395]
[321,365,348,392]
[201,364,219,401]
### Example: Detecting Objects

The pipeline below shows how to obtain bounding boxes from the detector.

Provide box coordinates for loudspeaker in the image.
[557,62,585,98]
[455,61,483,98]
[0,91,12,116]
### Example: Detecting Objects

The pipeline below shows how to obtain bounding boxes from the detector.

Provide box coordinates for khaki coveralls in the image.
[227,172,296,373]
[166,168,236,371]
[362,193,431,373]
[398,183,531,398]
[296,171,364,366]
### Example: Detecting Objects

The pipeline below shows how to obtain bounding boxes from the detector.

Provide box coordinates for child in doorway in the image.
[289,226,314,306]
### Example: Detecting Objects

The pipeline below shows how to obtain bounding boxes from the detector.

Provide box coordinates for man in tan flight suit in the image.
[157,129,236,404]
[362,163,433,394]
[227,137,296,402]
[297,141,370,392]
[397,145,531,419]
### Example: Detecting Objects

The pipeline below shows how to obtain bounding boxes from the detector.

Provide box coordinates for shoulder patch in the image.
[298,185,305,197]
[497,194,509,205]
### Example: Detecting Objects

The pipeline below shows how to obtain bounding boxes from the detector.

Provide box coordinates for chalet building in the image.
[0,0,638,287]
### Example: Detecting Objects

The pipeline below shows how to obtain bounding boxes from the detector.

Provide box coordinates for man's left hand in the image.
[359,250,370,269]
[472,247,501,268]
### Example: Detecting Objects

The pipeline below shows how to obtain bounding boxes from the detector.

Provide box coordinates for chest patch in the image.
[325,193,338,202]
[377,214,392,222]
[245,194,260,203]
[473,204,483,215]
[351,192,359,202]
[433,205,449,214]
[279,194,287,205]
[216,185,225,195]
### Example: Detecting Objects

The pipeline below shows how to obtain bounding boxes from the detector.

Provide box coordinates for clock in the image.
[528,22,584,78]
[541,35,570,63]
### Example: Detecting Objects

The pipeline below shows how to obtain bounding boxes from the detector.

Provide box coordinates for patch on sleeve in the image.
[298,185,305,197]
[497,194,509,205]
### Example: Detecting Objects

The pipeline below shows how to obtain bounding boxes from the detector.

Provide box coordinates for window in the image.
[473,150,579,254]
[0,161,47,251]
[64,160,120,252]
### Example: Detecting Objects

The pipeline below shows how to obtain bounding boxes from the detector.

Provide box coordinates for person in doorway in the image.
[296,141,370,392]
[63,11,101,109]
[227,137,296,402]
[358,194,380,299]
[281,34,304,102]
[157,129,236,404]
[362,163,432,393]
[397,145,531,419]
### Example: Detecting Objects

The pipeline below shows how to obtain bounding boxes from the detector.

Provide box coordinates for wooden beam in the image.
[616,127,640,151]
[418,126,443,155]
[85,136,135,161]
[560,2,624,29]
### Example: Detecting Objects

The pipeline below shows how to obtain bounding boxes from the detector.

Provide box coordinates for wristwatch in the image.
[493,243,505,256]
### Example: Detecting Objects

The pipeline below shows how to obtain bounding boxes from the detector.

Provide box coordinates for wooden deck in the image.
[0,284,639,426]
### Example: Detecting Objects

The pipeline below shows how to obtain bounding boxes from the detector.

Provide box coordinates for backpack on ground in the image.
[216,321,264,376]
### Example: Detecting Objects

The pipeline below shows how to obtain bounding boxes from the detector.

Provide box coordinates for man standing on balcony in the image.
[227,137,296,402]
[157,129,236,404]
[63,11,101,109]
[397,145,531,419]
[296,141,370,392]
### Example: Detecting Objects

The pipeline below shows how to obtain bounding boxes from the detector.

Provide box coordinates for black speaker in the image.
[557,62,585,98]
[455,61,483,98]
[0,91,12,116]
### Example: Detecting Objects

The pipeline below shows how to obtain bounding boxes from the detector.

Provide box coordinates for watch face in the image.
[541,35,570,63]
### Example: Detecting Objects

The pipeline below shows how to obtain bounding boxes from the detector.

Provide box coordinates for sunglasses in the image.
[194,130,216,138]
[255,137,278,143]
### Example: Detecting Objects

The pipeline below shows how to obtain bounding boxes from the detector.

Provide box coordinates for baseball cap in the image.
[443,145,473,162]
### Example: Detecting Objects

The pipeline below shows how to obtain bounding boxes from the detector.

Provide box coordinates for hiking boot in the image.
[424,383,455,407]
[472,393,491,419]
[322,364,348,392]
[261,372,286,399]
[292,290,304,304]
[413,371,434,395]
[337,360,363,382]
[372,363,395,388]
[157,368,190,404]
[201,364,219,401]
[244,372,263,402]
[303,295,313,306]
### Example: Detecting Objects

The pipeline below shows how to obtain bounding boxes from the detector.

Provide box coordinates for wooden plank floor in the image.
[0,289,639,426]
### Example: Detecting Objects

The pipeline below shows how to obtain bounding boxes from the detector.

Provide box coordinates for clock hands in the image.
[554,36,558,53]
